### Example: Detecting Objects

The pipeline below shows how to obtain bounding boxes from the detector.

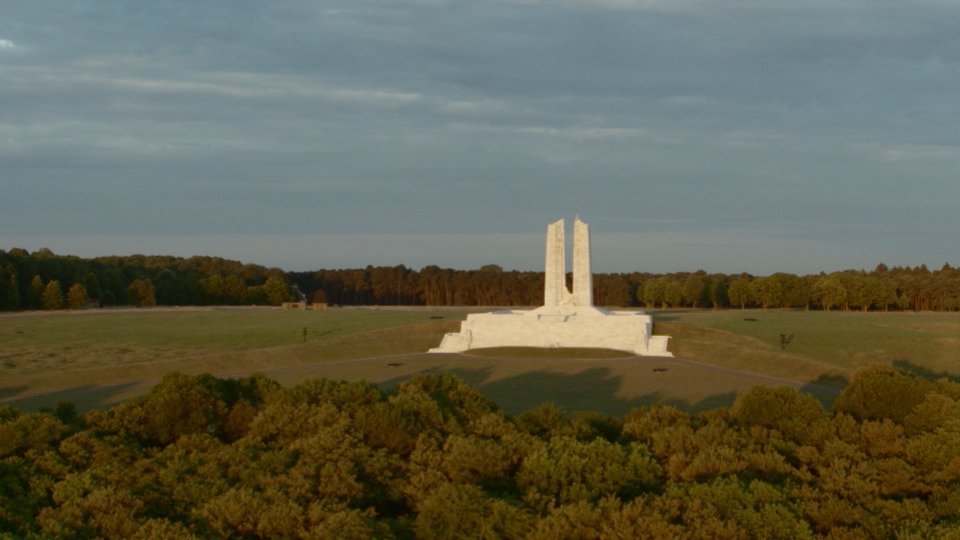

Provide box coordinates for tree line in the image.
[0,248,293,310]
[3,247,958,312]
[289,262,960,312]
[2,366,959,537]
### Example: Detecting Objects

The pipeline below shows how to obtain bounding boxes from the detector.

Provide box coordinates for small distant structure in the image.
[279,301,326,311]
[430,217,672,356]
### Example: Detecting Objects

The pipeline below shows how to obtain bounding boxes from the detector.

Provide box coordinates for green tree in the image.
[243,285,268,305]
[813,276,846,311]
[749,276,784,310]
[682,274,706,308]
[641,279,665,309]
[83,272,102,304]
[414,483,533,539]
[799,275,819,310]
[223,274,247,304]
[0,265,20,310]
[728,279,750,309]
[263,276,290,306]
[861,276,893,312]
[838,273,869,311]
[731,386,828,443]
[774,272,805,308]
[663,280,683,308]
[41,280,64,310]
[706,276,728,309]
[515,403,570,439]
[517,436,661,509]
[66,283,90,310]
[833,365,934,423]
[113,372,228,445]
[200,274,226,304]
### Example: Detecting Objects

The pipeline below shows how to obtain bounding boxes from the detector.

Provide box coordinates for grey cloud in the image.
[1,0,959,272]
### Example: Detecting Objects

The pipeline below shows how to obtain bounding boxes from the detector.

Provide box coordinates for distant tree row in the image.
[2,367,959,537]
[3,248,957,312]
[289,263,960,312]
[0,248,293,310]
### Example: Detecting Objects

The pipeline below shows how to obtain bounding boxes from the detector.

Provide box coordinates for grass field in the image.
[0,306,468,402]
[2,306,957,415]
[659,310,960,382]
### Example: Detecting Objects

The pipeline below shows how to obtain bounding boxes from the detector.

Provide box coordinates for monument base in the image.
[429,306,672,357]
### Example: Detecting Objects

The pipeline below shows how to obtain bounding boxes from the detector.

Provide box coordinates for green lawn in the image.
[2,306,957,415]
[657,309,960,380]
[0,307,466,397]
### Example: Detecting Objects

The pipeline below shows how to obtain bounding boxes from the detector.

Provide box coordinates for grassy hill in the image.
[2,306,957,414]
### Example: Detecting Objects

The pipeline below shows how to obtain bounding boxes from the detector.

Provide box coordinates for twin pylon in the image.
[543,217,593,308]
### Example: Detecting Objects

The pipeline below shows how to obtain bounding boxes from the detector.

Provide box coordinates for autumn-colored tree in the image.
[28,275,45,308]
[222,274,246,304]
[518,436,661,509]
[415,483,534,539]
[41,280,64,310]
[833,365,933,423]
[732,386,828,443]
[126,279,156,307]
[66,283,89,310]
[312,288,328,304]
[5,370,960,537]
[102,372,227,445]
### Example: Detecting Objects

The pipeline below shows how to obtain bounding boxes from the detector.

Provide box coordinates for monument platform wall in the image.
[430,306,672,356]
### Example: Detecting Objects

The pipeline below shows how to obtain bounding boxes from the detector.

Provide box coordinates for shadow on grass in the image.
[644,309,691,322]
[892,360,960,383]
[380,365,741,417]
[800,374,848,409]
[0,385,28,400]
[2,382,146,413]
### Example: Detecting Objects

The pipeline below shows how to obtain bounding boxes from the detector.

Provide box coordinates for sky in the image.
[1,0,959,274]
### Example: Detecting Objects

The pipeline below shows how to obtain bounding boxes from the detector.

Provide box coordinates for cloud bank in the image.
[1,0,959,273]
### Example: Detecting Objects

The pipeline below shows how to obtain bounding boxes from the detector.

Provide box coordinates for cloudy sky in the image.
[2,0,958,273]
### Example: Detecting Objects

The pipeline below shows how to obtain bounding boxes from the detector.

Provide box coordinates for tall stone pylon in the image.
[572,217,593,306]
[429,216,672,356]
[543,219,571,306]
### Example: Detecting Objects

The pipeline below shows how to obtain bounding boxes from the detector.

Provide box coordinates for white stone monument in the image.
[429,218,672,356]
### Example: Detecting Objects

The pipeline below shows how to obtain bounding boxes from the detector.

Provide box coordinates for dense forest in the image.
[2,366,959,538]
[0,248,293,310]
[293,263,960,312]
[2,248,959,312]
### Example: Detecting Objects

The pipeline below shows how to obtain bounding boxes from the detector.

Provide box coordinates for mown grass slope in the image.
[659,309,960,379]
[2,307,957,414]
